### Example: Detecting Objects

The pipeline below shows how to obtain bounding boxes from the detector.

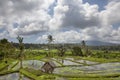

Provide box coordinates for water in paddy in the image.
[65,57,98,65]
[23,60,45,70]
[52,58,82,66]
[0,73,30,80]
[13,59,120,75]
[13,60,45,70]
[4,58,120,78]
[11,58,97,70]
[53,62,120,76]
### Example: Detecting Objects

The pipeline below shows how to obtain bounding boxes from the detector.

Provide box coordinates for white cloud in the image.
[37,30,91,43]
[0,0,55,37]
[54,30,81,43]
[100,0,120,26]
[37,25,120,43]
[36,34,48,43]
[0,0,120,43]
[49,0,100,29]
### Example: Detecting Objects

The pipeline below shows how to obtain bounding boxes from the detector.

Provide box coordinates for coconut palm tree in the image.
[48,35,53,44]
[81,40,91,56]
[47,35,53,57]
[81,40,86,48]
[17,36,24,69]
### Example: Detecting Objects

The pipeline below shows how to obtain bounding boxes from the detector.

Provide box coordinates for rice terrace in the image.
[0,0,120,80]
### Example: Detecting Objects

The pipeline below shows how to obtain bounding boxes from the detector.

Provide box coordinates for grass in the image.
[0,62,8,72]
[53,72,120,78]
[68,77,120,80]
[0,60,19,76]
[9,60,19,70]
[56,56,120,63]
[81,57,120,63]
[0,69,18,76]
[36,74,57,80]
[20,68,38,80]
[20,68,57,80]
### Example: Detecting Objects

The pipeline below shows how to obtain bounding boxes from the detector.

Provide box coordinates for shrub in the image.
[72,46,83,56]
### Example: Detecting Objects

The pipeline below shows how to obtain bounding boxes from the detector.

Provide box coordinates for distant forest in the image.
[12,43,120,51]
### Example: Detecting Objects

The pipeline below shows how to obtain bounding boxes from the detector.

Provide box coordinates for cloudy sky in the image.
[0,0,120,43]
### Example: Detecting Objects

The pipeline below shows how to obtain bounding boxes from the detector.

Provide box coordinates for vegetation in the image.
[0,38,15,62]
[47,35,53,57]
[0,37,120,80]
[17,36,24,69]
[57,45,66,57]
[72,46,83,56]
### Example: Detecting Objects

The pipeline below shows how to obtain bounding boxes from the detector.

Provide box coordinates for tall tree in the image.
[72,46,83,56]
[0,38,15,62]
[58,45,66,57]
[17,36,24,69]
[0,38,8,44]
[81,40,91,56]
[47,35,53,57]
[48,35,53,44]
[81,40,86,48]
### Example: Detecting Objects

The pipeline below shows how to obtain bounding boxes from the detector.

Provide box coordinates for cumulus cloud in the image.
[37,30,91,43]
[0,0,55,37]
[37,26,120,43]
[100,0,120,26]
[0,0,120,43]
[53,30,82,43]
[49,0,100,29]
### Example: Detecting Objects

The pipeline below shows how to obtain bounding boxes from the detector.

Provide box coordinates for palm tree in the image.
[47,35,53,57]
[48,35,53,44]
[81,40,86,48]
[58,45,66,57]
[81,40,91,56]
[17,36,24,69]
